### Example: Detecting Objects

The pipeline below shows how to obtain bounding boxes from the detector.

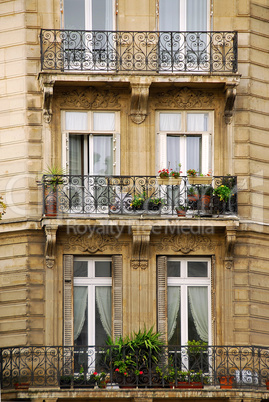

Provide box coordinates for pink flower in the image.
[115,368,119,372]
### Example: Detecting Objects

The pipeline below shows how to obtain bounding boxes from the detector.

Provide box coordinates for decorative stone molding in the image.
[64,232,125,253]
[45,225,58,268]
[43,82,54,123]
[156,233,213,254]
[224,86,236,124]
[225,227,237,268]
[131,225,152,269]
[130,83,150,124]
[154,87,214,109]
[59,86,121,109]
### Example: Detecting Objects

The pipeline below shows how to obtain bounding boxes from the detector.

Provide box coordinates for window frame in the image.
[167,257,212,346]
[73,256,112,346]
[156,110,213,175]
[62,110,120,175]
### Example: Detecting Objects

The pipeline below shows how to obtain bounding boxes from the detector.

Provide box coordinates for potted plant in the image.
[130,194,145,211]
[157,168,171,184]
[169,163,182,185]
[175,205,187,217]
[147,197,164,211]
[213,184,231,202]
[219,374,234,389]
[42,166,65,216]
[187,169,212,185]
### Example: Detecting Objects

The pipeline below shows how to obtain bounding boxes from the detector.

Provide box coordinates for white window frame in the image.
[156,111,213,175]
[62,110,120,175]
[73,257,112,346]
[167,257,212,347]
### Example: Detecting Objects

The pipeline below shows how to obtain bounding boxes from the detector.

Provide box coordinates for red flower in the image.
[93,372,98,375]
[139,371,143,375]
[124,372,127,376]
[115,368,119,372]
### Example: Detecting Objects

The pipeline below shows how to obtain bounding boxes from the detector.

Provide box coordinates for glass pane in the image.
[187,113,208,131]
[95,261,112,277]
[93,112,115,131]
[167,261,181,277]
[167,136,181,172]
[74,260,88,277]
[66,112,88,131]
[188,287,208,342]
[93,135,113,175]
[160,113,181,131]
[187,0,207,31]
[188,261,207,277]
[159,0,180,31]
[69,135,83,175]
[92,0,113,30]
[95,286,111,345]
[168,286,181,345]
[187,135,201,172]
[64,0,85,30]
[74,286,88,345]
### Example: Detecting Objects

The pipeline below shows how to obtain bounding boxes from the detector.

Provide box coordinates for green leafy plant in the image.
[42,166,65,191]
[213,185,231,202]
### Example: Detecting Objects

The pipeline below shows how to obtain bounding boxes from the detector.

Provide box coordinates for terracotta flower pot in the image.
[219,375,234,389]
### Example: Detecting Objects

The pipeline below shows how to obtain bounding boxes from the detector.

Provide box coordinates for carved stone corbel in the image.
[130,82,150,124]
[45,225,58,268]
[225,227,237,269]
[43,82,54,123]
[224,86,236,124]
[131,225,152,269]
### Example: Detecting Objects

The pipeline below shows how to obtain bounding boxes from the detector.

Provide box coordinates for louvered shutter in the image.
[112,254,123,339]
[62,132,69,173]
[157,255,167,342]
[63,254,74,346]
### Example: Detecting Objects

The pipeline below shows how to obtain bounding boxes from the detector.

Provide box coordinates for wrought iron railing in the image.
[1,345,269,389]
[40,29,237,73]
[42,175,237,217]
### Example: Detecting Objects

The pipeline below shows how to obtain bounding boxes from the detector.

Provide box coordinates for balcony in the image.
[42,175,237,217]
[1,345,268,391]
[40,30,237,73]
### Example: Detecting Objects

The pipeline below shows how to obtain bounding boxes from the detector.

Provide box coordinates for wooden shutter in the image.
[157,255,167,342]
[112,254,123,339]
[63,254,74,346]
[201,132,211,174]
[157,132,167,171]
[62,132,69,173]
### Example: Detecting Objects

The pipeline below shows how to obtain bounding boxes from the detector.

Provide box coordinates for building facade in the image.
[0,0,269,401]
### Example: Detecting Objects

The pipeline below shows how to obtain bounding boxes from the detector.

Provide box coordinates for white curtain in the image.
[96,286,112,337]
[93,136,113,174]
[65,112,88,130]
[93,112,115,131]
[70,135,82,175]
[187,113,207,131]
[188,286,208,342]
[160,113,181,131]
[167,136,180,171]
[167,286,181,341]
[187,136,201,171]
[187,0,207,31]
[74,286,88,341]
[159,0,180,31]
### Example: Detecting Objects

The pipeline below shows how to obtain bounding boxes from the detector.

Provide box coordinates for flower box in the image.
[170,381,203,389]
[157,177,169,185]
[169,177,182,185]
[188,176,212,185]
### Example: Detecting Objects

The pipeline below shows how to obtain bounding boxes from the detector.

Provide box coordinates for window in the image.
[73,257,112,346]
[159,0,209,31]
[62,111,120,175]
[167,258,211,346]
[157,111,212,174]
[64,0,114,30]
